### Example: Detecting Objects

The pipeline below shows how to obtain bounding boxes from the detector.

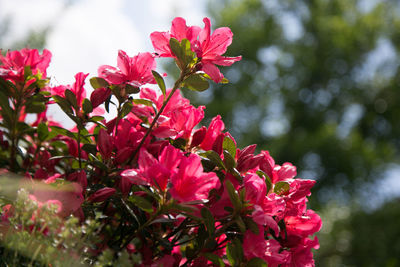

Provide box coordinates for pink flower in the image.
[170,153,220,202]
[285,210,322,238]
[243,227,289,266]
[88,187,116,202]
[244,173,266,205]
[51,72,88,110]
[32,181,83,217]
[121,145,182,191]
[284,237,319,267]
[150,17,242,83]
[195,18,242,83]
[200,115,225,151]
[150,17,201,58]
[98,50,156,87]
[0,48,51,81]
[97,128,114,159]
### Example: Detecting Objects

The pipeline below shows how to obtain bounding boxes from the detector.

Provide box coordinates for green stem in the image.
[77,128,82,169]
[127,71,190,165]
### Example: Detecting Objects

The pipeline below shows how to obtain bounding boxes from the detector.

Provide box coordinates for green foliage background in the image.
[184,0,400,265]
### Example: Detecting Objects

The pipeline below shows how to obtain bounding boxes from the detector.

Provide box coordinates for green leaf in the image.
[244,217,259,235]
[82,98,93,114]
[169,38,196,70]
[183,74,209,92]
[201,207,215,236]
[53,95,73,114]
[170,38,183,62]
[132,98,154,107]
[0,91,13,126]
[104,95,112,113]
[223,150,237,170]
[256,170,272,194]
[90,116,105,122]
[65,89,78,111]
[201,150,226,170]
[82,144,97,155]
[50,126,75,139]
[120,101,133,118]
[90,77,109,89]
[226,239,244,266]
[152,70,166,97]
[225,180,242,212]
[24,65,32,80]
[236,216,246,233]
[223,136,236,158]
[246,257,267,267]
[203,253,225,267]
[37,122,49,142]
[125,84,140,94]
[129,195,153,213]
[25,101,46,113]
[274,181,290,195]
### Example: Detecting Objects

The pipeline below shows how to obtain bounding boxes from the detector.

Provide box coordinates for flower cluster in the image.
[0,17,321,266]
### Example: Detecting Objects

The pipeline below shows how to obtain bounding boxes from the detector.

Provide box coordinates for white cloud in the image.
[0,0,64,45]
[46,0,144,84]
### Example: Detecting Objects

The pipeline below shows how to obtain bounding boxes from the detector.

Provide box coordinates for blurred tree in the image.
[187,0,400,205]
[181,0,400,264]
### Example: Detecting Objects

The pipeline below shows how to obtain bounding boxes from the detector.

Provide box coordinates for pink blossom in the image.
[51,72,88,109]
[0,48,51,81]
[32,181,83,217]
[97,128,114,159]
[151,17,201,58]
[244,173,266,205]
[195,18,242,83]
[243,228,289,266]
[170,153,220,202]
[200,115,225,151]
[88,187,116,202]
[98,50,156,87]
[150,17,242,83]
[285,210,322,238]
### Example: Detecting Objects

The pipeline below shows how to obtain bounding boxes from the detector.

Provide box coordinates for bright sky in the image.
[0,0,208,84]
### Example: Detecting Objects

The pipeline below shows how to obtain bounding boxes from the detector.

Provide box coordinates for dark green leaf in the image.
[274,181,290,195]
[129,195,154,213]
[201,207,215,235]
[37,122,49,142]
[120,101,133,118]
[204,253,225,267]
[223,150,237,170]
[82,98,93,114]
[25,102,46,113]
[125,84,140,94]
[183,74,209,92]
[226,239,244,266]
[246,258,267,267]
[152,70,166,96]
[244,217,259,235]
[225,180,242,212]
[53,95,73,114]
[82,143,97,155]
[104,95,112,113]
[201,150,226,170]
[90,77,109,89]
[65,89,78,111]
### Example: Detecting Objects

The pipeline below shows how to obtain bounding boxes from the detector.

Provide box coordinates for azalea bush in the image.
[0,17,322,266]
